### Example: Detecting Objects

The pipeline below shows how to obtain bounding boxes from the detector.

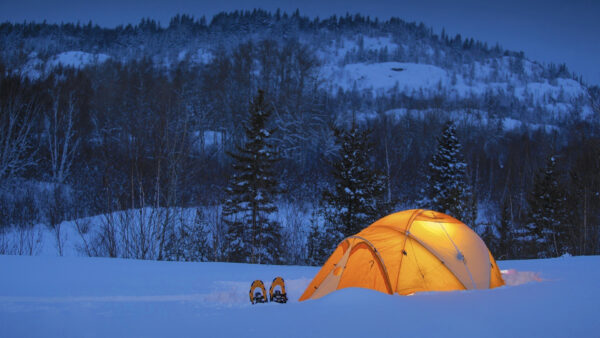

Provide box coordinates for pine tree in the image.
[309,121,388,264]
[163,226,187,262]
[222,90,282,264]
[519,156,569,258]
[422,121,476,225]
[186,208,214,262]
[163,208,213,262]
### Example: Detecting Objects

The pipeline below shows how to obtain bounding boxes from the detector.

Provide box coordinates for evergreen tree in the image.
[519,156,569,258]
[422,121,476,225]
[222,90,282,264]
[309,121,388,264]
[186,208,214,262]
[162,226,184,261]
[163,208,213,262]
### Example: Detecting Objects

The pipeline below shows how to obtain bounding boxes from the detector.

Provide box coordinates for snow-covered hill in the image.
[0,254,598,337]
[4,12,595,128]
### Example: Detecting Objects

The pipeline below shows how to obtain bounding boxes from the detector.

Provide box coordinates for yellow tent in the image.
[299,209,504,301]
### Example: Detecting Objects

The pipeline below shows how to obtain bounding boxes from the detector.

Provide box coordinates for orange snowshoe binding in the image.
[269,277,288,304]
[249,280,268,304]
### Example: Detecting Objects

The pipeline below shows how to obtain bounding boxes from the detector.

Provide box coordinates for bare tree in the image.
[0,223,42,256]
[15,224,43,256]
[279,203,309,265]
[0,91,38,179]
[74,217,95,257]
[45,92,80,184]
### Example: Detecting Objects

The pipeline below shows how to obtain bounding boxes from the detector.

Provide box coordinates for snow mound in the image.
[501,269,542,286]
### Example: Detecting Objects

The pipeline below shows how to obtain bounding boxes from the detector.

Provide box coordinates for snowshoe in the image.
[249,280,268,304]
[269,277,288,304]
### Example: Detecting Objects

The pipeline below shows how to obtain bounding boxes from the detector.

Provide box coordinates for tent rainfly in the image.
[299,209,504,301]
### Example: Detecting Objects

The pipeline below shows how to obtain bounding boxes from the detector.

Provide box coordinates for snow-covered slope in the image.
[319,61,589,119]
[22,51,110,80]
[320,61,449,95]
[1,254,598,337]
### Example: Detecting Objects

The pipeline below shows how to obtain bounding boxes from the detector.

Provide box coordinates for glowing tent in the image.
[299,209,504,301]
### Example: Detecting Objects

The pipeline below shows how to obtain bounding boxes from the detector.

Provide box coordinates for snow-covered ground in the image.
[1,254,598,337]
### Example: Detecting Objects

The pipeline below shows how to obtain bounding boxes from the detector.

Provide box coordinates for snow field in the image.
[1,254,599,337]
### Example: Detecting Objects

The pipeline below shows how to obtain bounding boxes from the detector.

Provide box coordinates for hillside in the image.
[2,11,594,125]
[1,254,598,337]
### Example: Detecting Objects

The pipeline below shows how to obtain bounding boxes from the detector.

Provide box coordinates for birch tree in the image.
[45,92,79,183]
[0,84,37,179]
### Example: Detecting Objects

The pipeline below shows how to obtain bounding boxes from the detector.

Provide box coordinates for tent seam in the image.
[439,223,477,289]
[377,223,469,290]
[346,235,394,295]
[393,209,424,293]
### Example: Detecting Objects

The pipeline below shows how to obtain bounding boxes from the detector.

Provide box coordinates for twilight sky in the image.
[1,0,598,85]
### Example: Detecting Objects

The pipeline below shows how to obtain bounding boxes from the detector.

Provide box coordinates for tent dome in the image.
[300,209,504,301]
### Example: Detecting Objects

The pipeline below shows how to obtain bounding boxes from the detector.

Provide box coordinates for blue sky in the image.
[1,0,598,85]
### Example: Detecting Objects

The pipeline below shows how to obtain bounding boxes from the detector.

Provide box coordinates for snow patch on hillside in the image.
[320,59,590,121]
[20,51,110,80]
[47,51,110,69]
[178,48,214,64]
[320,62,448,95]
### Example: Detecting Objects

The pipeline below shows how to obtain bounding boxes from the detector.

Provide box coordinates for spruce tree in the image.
[163,226,187,262]
[163,208,213,262]
[222,90,282,264]
[309,121,388,264]
[423,121,476,225]
[186,208,214,262]
[520,155,569,258]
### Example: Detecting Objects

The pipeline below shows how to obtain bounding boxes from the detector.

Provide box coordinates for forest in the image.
[0,10,599,263]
